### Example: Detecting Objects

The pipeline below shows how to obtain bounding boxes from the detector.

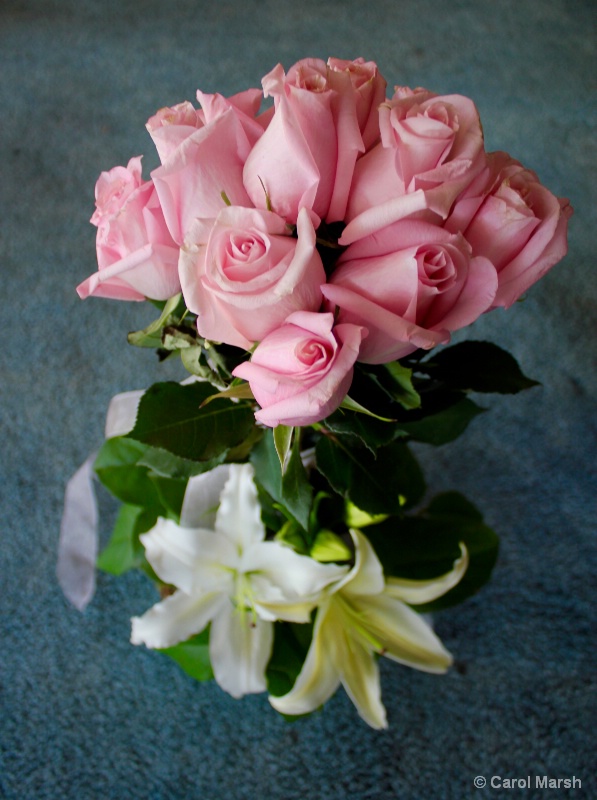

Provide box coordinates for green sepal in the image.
[420,341,540,394]
[339,395,395,421]
[366,492,499,611]
[309,530,352,562]
[96,503,157,575]
[275,518,309,555]
[128,381,254,462]
[315,436,425,515]
[127,294,188,348]
[345,501,389,528]
[158,628,214,682]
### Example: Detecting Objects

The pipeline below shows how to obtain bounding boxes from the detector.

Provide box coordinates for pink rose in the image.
[446,152,572,308]
[146,89,264,164]
[179,206,326,350]
[327,56,387,151]
[243,58,368,225]
[322,219,497,363]
[78,157,180,301]
[150,91,264,245]
[232,311,364,427]
[340,87,486,245]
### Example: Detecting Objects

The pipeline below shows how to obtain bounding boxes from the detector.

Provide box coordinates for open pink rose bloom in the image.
[79,57,571,427]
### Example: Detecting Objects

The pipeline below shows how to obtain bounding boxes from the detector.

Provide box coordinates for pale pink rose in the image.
[327,56,387,151]
[446,152,572,308]
[146,101,204,163]
[243,58,367,225]
[146,89,264,164]
[179,207,326,350]
[341,87,486,244]
[322,219,497,363]
[78,158,180,301]
[150,91,264,245]
[232,311,364,427]
[90,156,143,225]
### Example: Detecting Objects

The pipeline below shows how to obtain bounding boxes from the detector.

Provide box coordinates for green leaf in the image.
[251,430,313,534]
[129,381,254,462]
[266,622,312,701]
[94,437,163,509]
[158,628,214,682]
[96,503,157,575]
[366,491,499,611]
[382,361,422,409]
[315,436,425,515]
[149,475,187,520]
[323,409,400,453]
[138,445,227,479]
[127,294,187,348]
[397,397,485,445]
[421,341,540,394]
[273,425,294,473]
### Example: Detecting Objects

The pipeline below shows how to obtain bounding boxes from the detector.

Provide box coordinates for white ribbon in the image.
[56,453,99,611]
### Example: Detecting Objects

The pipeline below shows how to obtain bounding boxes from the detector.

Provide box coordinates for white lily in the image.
[131,463,347,699]
[269,529,468,728]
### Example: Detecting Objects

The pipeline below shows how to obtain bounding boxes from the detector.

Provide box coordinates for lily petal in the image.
[338,528,385,597]
[356,593,453,673]
[243,540,348,601]
[215,464,266,549]
[209,603,273,698]
[180,464,231,529]
[384,543,469,605]
[335,619,387,729]
[131,589,225,649]
[140,518,237,594]
[269,601,341,717]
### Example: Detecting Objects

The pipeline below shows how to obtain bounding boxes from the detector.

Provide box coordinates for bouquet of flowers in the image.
[58,57,571,729]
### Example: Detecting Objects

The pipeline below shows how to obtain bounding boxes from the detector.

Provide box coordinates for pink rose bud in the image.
[323,219,497,363]
[448,152,572,308]
[232,311,364,428]
[151,91,264,245]
[78,157,180,301]
[341,87,486,244]
[179,206,326,350]
[243,57,367,225]
[327,56,387,151]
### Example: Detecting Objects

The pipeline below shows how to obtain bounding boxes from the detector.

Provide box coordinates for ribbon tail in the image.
[56,453,99,611]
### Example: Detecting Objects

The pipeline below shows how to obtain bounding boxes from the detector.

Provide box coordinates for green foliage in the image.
[396,397,486,445]
[419,341,540,394]
[366,492,499,611]
[251,429,314,535]
[158,628,214,682]
[127,294,188,349]
[315,435,426,515]
[96,503,155,575]
[266,621,313,701]
[128,381,254,462]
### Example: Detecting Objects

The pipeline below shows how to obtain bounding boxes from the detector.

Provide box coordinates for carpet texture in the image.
[1,1,595,798]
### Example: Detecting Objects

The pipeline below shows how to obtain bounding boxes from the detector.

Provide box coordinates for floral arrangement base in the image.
[58,56,571,729]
